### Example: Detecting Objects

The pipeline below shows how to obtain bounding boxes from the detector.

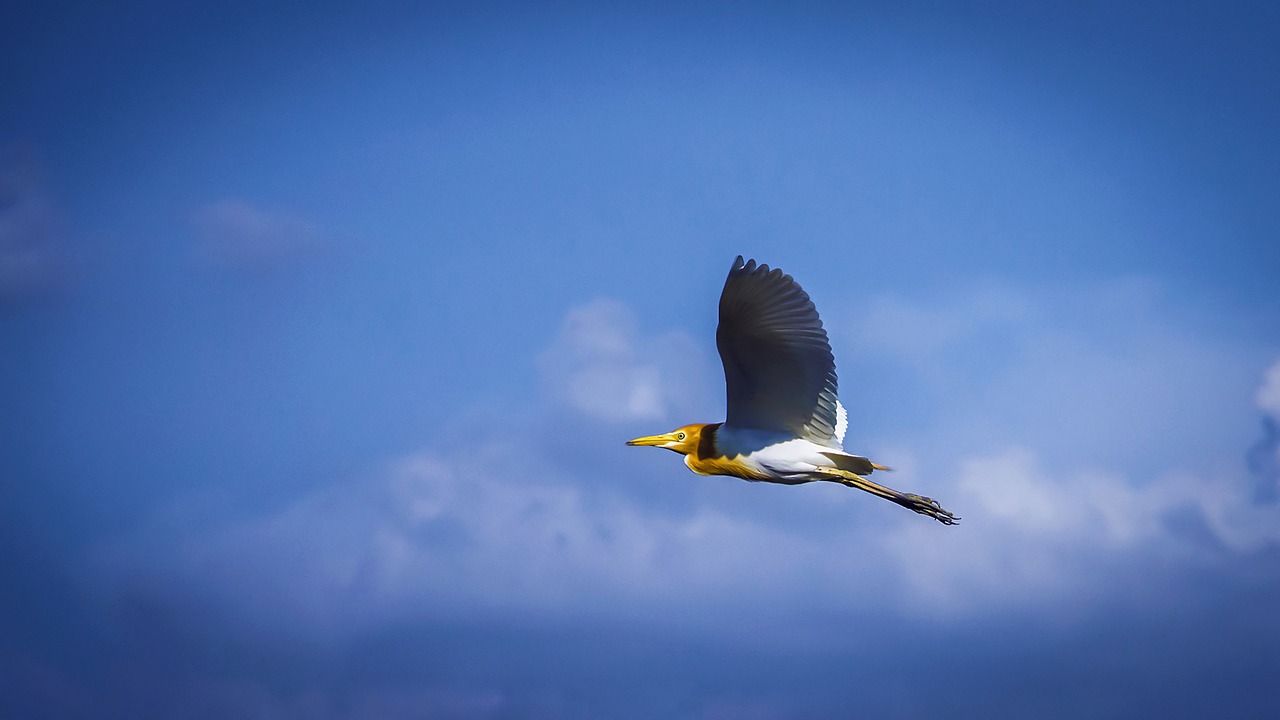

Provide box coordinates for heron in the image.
[627,256,958,525]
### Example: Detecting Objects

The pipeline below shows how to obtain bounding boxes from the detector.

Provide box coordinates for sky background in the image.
[3,1,1280,717]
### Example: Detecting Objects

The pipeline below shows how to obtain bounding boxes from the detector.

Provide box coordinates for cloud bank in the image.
[100,292,1280,648]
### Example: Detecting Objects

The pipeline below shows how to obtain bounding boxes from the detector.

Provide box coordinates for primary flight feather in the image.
[628,256,958,524]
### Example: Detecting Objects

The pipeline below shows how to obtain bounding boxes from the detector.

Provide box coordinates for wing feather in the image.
[716,256,843,448]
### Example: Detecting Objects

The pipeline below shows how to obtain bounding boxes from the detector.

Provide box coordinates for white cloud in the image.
[106,435,1280,638]
[879,446,1280,620]
[192,199,322,271]
[836,277,1262,480]
[839,281,1280,616]
[102,440,820,638]
[1258,359,1280,418]
[536,298,717,423]
[97,302,1280,645]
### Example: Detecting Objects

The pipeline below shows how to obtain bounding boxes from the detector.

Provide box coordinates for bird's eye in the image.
[676,432,686,440]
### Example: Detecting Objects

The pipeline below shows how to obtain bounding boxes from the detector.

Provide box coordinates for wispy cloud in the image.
[838,277,1262,481]
[1257,360,1280,418]
[1248,359,1280,503]
[0,148,67,302]
[536,298,717,423]
[192,199,323,272]
[851,284,1033,366]
[140,679,508,720]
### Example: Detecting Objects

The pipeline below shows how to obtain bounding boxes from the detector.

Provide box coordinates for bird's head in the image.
[625,424,706,455]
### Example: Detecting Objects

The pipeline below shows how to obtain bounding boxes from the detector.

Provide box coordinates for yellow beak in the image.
[626,433,677,447]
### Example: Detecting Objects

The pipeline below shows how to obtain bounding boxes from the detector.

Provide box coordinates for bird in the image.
[627,256,958,525]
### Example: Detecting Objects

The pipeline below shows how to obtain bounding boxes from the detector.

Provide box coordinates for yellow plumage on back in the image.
[681,424,772,480]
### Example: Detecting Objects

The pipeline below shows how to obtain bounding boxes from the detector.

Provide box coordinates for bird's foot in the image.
[901,493,959,525]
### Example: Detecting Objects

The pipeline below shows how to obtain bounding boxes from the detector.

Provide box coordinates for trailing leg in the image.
[816,467,959,525]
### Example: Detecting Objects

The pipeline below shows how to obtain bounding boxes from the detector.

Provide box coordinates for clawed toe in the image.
[904,494,959,525]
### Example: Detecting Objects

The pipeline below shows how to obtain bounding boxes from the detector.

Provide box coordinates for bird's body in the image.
[628,256,957,524]
[668,423,861,484]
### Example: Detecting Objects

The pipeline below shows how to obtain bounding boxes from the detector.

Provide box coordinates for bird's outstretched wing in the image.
[717,256,843,448]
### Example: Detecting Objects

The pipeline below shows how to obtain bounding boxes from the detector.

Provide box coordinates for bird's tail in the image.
[819,451,882,476]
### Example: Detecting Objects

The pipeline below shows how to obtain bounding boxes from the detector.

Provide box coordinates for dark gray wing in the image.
[716,256,842,448]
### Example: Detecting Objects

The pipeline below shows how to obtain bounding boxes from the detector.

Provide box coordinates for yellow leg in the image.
[816,467,959,525]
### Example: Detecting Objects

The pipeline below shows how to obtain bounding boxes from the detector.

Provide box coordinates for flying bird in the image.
[627,256,958,524]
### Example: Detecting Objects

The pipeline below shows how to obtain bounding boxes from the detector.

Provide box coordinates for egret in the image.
[627,256,958,524]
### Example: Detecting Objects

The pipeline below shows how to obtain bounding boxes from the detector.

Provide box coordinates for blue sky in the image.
[3,1,1279,717]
